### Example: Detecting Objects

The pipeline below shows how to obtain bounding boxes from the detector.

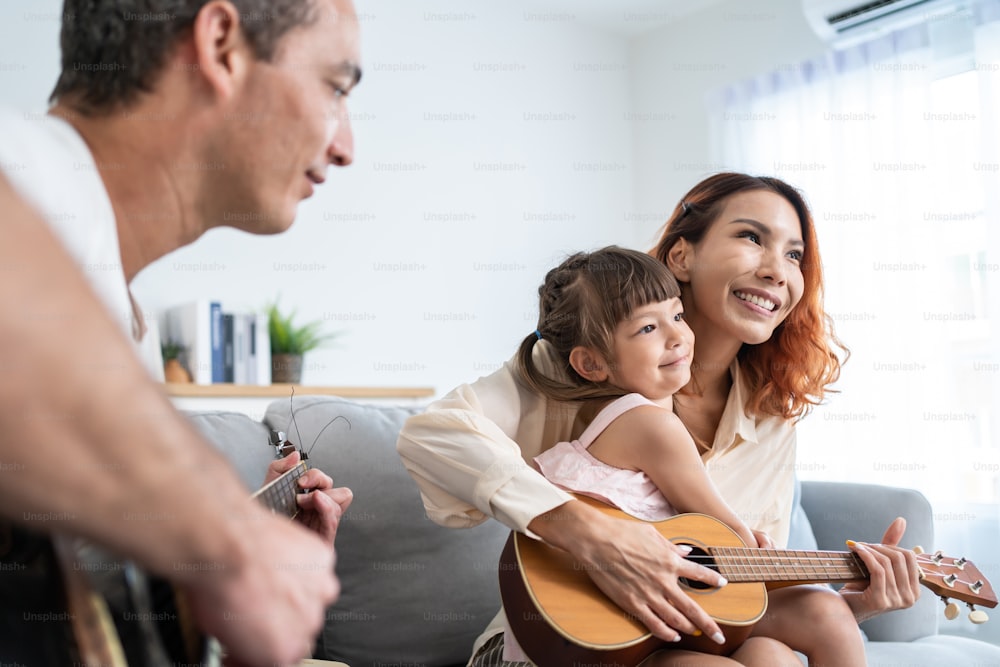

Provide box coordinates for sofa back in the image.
[263,396,509,667]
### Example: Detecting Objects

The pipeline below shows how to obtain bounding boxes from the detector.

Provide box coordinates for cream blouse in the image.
[397,341,797,546]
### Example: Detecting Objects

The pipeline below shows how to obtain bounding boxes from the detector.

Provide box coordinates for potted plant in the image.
[161,340,191,383]
[267,300,340,384]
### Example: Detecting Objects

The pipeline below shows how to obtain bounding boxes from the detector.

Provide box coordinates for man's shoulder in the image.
[0,108,112,245]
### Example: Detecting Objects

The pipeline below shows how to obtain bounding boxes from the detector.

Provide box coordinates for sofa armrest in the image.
[800,481,940,642]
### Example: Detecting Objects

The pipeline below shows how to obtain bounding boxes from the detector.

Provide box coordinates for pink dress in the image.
[534,393,678,521]
[502,393,678,661]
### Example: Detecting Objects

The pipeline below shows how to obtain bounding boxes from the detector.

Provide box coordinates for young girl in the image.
[499,245,863,666]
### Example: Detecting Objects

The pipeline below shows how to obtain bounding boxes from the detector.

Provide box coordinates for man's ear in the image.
[569,346,609,383]
[191,0,250,100]
[666,238,694,282]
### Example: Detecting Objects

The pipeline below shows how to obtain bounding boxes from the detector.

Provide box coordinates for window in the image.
[711,19,1000,508]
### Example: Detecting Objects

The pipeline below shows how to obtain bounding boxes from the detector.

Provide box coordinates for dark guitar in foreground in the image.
[500,494,997,667]
[0,430,309,667]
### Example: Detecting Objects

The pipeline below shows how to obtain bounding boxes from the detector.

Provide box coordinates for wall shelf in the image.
[164,383,436,417]
[164,383,435,399]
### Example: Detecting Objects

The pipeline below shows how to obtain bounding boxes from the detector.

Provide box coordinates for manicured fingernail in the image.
[672,634,682,642]
[846,539,857,548]
[712,632,726,645]
[717,576,728,587]
[677,544,693,554]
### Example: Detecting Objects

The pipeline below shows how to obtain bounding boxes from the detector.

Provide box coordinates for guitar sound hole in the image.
[678,545,719,590]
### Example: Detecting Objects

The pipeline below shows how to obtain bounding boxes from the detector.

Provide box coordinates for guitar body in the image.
[0,431,308,666]
[53,533,221,667]
[502,493,997,666]
[501,497,766,666]
[0,522,216,667]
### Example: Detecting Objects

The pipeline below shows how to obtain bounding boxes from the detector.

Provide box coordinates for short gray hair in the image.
[50,0,318,115]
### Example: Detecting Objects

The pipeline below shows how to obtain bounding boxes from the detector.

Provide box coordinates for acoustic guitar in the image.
[500,494,997,667]
[0,429,309,667]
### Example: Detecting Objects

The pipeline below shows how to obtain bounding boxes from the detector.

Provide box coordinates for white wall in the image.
[0,0,639,397]
[628,0,827,248]
[0,0,834,398]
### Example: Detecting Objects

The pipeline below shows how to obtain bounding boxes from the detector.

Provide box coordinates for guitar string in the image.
[686,549,865,581]
[684,552,937,570]
[282,387,352,459]
[682,550,953,583]
[261,464,306,517]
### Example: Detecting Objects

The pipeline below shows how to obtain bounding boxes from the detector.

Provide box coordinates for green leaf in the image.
[266,300,341,355]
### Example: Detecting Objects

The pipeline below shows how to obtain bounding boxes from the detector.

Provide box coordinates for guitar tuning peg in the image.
[933,550,945,564]
[969,607,989,625]
[943,599,960,620]
[971,580,985,593]
[913,545,925,555]
[943,573,958,587]
[955,557,968,570]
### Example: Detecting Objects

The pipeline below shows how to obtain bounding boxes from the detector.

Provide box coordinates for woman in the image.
[397,173,921,666]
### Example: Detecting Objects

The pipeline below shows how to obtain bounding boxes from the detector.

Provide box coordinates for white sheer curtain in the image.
[709,1,1000,508]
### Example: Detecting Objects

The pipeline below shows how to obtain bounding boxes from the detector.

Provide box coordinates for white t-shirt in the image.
[0,108,162,378]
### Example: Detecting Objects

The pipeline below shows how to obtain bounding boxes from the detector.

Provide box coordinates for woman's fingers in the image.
[581,522,727,644]
[842,530,923,622]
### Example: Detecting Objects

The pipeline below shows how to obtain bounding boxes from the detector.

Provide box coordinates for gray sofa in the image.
[186,395,1000,667]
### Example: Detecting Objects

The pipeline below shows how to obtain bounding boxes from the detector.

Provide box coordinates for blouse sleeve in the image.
[396,356,574,536]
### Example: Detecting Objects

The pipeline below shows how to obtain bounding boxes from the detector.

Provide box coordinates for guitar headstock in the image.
[269,430,307,461]
[914,546,997,624]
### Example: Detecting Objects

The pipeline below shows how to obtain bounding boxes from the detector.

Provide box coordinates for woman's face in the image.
[670,190,805,347]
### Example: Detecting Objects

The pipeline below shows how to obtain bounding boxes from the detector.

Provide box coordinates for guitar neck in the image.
[707,547,868,586]
[250,461,308,519]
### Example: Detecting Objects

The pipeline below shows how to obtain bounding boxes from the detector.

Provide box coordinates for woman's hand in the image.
[839,517,922,623]
[529,500,728,646]
[751,530,774,549]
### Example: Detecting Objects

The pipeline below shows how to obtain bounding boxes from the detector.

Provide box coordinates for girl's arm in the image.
[589,405,762,548]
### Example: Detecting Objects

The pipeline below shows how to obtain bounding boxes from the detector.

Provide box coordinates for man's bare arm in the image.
[0,174,337,666]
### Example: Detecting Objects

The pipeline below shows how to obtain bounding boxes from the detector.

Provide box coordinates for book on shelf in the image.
[210,302,223,383]
[163,300,214,385]
[162,300,270,386]
[222,313,235,383]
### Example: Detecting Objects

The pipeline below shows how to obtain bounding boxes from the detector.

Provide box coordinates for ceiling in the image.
[524,0,730,36]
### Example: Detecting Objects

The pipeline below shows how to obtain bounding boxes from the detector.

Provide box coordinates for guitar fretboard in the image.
[251,462,308,519]
[707,548,868,584]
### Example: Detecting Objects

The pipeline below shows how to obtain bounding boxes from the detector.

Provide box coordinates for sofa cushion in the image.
[264,396,509,667]
[801,481,938,643]
[183,410,276,491]
[786,476,818,551]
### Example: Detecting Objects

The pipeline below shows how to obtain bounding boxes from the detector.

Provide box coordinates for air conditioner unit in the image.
[803,0,965,47]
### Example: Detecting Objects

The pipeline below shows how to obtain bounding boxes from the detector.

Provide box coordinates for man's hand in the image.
[182,509,339,667]
[840,517,922,623]
[265,451,353,545]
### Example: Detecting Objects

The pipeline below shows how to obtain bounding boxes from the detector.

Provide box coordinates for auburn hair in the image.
[650,173,847,421]
[515,246,681,402]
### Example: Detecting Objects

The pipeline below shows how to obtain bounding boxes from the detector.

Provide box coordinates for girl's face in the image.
[605,298,694,402]
[670,190,805,347]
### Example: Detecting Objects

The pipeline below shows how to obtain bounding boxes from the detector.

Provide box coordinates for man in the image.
[0,0,361,664]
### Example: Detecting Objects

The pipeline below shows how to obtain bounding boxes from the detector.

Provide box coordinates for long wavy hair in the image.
[650,173,847,421]
[515,246,681,402]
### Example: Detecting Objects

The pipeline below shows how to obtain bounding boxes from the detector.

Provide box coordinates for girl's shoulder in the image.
[587,397,693,469]
[594,395,686,440]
